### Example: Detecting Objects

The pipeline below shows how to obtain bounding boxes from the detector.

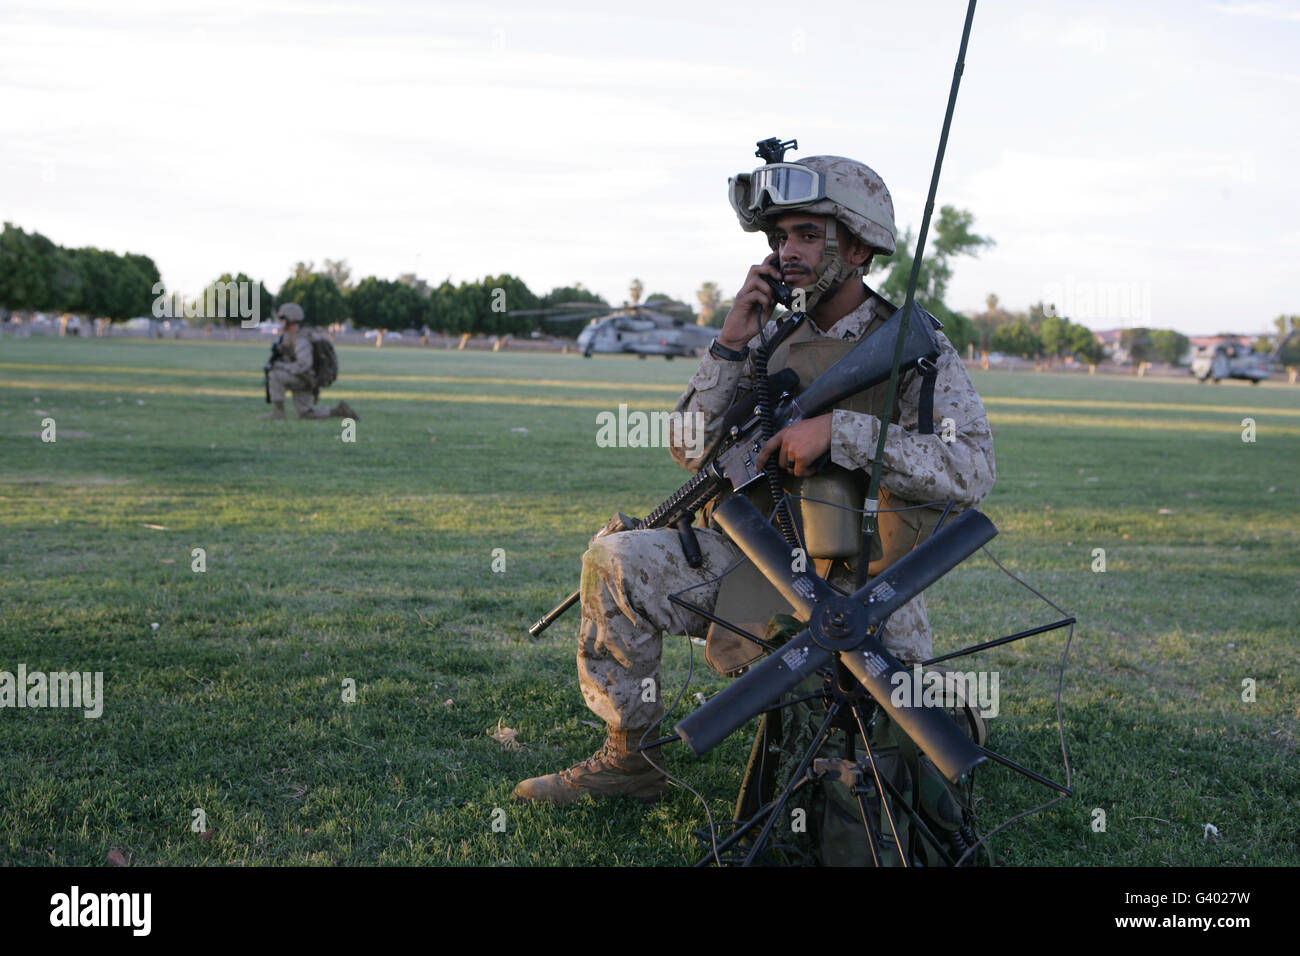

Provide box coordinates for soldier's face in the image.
[770,213,828,288]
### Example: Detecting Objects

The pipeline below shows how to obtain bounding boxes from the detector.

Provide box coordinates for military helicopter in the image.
[1191,330,1296,384]
[518,299,717,359]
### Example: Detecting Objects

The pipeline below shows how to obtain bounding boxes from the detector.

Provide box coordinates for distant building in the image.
[1093,328,1128,364]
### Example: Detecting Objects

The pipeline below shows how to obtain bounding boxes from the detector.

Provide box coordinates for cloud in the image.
[959,149,1259,227]
[1248,69,1300,84]
[1212,1,1300,22]
[1058,18,1109,55]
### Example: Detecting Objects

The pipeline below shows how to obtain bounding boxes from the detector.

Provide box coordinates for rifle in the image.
[528,299,941,637]
[262,338,282,403]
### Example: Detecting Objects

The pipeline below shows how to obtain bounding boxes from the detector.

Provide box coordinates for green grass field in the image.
[1,336,1297,866]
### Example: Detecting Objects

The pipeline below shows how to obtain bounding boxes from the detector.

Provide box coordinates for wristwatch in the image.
[709,338,750,362]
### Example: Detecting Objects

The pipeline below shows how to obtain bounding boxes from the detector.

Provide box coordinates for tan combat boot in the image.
[512,728,667,805]
[260,401,287,420]
[330,401,359,421]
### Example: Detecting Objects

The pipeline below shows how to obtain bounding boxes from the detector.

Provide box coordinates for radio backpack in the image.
[730,615,992,867]
[310,334,339,398]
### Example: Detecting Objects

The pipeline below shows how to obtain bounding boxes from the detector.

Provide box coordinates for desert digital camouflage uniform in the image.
[577,290,996,733]
[267,330,334,419]
[263,302,356,422]
[514,153,994,805]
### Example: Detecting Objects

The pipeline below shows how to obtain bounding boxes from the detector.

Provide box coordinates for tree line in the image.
[0,209,1007,344]
[5,218,1281,364]
[967,294,1199,365]
[0,223,614,336]
[0,222,161,320]
[265,268,618,336]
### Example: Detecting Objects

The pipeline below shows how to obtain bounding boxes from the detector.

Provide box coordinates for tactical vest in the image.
[278,330,303,370]
[704,304,952,676]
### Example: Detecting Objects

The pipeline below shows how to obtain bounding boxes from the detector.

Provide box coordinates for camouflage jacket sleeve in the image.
[828,332,996,509]
[278,336,314,377]
[667,321,779,471]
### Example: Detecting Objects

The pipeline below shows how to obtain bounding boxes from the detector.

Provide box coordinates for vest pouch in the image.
[867,487,960,576]
[794,468,863,559]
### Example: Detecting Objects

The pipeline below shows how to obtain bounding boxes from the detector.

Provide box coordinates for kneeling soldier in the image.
[262,303,357,421]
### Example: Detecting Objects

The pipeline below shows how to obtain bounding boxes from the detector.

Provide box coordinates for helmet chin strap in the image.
[795,218,862,314]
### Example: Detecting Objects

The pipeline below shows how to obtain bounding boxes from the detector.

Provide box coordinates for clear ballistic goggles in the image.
[728,163,825,225]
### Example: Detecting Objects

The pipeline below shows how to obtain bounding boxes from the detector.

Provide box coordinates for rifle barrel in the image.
[529,590,580,638]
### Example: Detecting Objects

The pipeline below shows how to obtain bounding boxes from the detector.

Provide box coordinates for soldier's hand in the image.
[756,415,833,477]
[717,252,782,351]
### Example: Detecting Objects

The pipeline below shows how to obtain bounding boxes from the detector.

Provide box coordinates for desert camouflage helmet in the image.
[276,302,305,323]
[731,155,897,255]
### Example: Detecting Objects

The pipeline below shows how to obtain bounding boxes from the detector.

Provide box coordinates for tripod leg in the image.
[694,715,779,867]
[849,762,884,867]
[854,706,957,866]
[742,703,841,867]
[693,798,784,867]
[852,704,906,866]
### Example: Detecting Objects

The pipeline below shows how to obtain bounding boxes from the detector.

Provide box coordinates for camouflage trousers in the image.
[267,368,330,419]
[577,526,932,730]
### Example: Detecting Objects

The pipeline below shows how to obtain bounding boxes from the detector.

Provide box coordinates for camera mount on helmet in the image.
[754,136,798,164]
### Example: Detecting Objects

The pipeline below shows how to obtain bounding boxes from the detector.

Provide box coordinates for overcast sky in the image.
[2,0,1296,335]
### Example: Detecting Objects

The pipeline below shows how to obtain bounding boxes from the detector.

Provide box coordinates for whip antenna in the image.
[860,0,979,588]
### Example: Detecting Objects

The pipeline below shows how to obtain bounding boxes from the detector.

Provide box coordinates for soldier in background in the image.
[262,303,358,421]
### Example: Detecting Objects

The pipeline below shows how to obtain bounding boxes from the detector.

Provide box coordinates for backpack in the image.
[730,615,991,867]
[310,335,339,395]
